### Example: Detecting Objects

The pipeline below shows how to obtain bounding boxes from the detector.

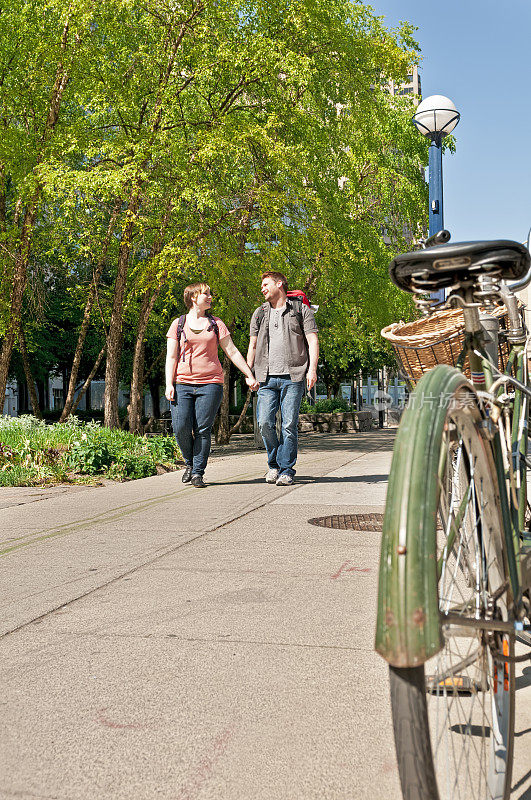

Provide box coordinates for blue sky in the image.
[369,0,531,244]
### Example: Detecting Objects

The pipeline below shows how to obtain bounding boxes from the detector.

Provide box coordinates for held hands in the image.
[245,376,259,391]
[306,369,317,392]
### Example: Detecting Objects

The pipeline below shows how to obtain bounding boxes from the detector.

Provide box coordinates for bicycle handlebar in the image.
[424,229,451,248]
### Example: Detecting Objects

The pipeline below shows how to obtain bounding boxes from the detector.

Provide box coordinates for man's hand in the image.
[165,384,174,401]
[306,368,317,391]
[246,376,259,391]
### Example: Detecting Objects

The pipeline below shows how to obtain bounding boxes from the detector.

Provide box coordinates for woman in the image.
[165,282,258,488]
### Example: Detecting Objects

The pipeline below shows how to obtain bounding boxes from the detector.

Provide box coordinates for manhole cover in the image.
[308,514,384,531]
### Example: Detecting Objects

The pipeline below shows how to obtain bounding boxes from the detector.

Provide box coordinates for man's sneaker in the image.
[276,473,294,486]
[191,474,206,488]
[182,466,192,483]
[265,469,279,484]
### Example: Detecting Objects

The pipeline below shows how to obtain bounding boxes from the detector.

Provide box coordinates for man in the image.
[247,271,319,485]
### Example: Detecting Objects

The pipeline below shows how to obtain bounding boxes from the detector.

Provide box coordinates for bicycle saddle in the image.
[389,239,530,293]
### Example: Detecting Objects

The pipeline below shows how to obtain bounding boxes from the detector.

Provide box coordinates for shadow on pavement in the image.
[516,666,531,692]
[210,430,397,459]
[512,767,531,798]
[208,473,389,487]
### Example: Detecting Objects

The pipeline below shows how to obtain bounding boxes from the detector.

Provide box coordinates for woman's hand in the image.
[245,376,259,391]
[165,384,175,401]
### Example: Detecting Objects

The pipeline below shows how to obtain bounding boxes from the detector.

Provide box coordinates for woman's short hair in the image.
[183,282,210,309]
[261,271,288,292]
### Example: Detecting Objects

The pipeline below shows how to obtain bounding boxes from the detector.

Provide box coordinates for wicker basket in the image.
[381,305,512,385]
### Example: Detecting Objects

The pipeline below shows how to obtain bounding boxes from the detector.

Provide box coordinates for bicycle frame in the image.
[469,341,524,599]
[469,337,529,607]
[375,296,531,668]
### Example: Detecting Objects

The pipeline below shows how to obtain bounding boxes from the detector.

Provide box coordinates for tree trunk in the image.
[0,204,38,407]
[129,287,159,433]
[216,354,232,444]
[71,343,106,415]
[129,336,146,435]
[229,389,251,435]
[60,201,120,421]
[104,198,139,428]
[17,327,42,419]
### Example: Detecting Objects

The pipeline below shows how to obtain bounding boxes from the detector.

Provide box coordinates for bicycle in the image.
[375,230,531,800]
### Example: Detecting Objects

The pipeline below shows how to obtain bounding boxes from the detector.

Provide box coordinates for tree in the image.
[0,0,96,409]
[0,0,428,434]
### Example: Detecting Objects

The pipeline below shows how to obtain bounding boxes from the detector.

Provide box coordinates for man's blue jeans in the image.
[170,383,223,476]
[257,375,305,477]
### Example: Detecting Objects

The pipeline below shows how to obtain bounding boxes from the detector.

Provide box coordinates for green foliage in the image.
[67,435,112,474]
[300,397,351,413]
[0,415,180,484]
[0,0,428,417]
[106,453,156,481]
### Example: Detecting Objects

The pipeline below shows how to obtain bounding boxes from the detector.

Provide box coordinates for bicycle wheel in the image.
[390,391,515,800]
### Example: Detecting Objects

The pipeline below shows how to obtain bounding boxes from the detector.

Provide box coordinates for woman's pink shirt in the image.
[166,316,230,384]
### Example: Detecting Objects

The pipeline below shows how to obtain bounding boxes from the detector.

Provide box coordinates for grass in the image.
[0,415,181,487]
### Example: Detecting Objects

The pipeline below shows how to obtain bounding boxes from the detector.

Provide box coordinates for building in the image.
[388,65,422,103]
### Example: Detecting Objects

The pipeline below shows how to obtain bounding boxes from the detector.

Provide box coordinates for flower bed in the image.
[0,415,181,487]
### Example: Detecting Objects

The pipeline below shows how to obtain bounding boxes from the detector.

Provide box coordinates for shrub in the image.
[106,453,156,481]
[300,397,351,414]
[67,435,113,474]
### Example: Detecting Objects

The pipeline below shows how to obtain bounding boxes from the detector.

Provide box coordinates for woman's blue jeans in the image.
[170,383,223,476]
[257,375,305,477]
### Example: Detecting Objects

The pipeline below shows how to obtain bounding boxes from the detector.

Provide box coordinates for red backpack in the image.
[287,289,311,307]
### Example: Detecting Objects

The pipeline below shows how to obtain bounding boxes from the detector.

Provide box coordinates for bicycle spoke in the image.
[426,415,512,799]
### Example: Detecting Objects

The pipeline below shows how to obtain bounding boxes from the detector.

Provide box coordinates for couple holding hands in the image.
[165,273,319,488]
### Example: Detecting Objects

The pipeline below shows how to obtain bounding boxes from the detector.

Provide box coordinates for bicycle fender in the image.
[375,365,474,668]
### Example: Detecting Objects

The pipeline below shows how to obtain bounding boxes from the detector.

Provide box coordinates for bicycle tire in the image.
[389,381,515,800]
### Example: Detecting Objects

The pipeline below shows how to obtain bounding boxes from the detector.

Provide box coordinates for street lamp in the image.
[413,94,460,239]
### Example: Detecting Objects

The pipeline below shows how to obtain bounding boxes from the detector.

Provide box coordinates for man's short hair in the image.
[261,271,288,293]
[183,282,210,310]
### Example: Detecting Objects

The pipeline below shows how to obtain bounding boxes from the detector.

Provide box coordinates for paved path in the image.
[1,431,530,800]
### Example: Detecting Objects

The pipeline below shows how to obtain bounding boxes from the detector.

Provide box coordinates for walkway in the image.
[1,431,529,799]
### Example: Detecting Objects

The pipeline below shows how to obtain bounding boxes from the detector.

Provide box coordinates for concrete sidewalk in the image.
[1,431,530,800]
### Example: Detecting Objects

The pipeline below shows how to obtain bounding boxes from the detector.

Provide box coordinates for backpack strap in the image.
[206,313,220,341]
[176,314,187,363]
[252,303,268,334]
[176,314,186,340]
[288,297,304,329]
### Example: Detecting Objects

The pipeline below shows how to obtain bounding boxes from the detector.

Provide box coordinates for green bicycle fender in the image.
[375,365,473,668]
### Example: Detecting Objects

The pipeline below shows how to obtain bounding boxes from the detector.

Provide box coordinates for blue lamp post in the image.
[413,94,460,237]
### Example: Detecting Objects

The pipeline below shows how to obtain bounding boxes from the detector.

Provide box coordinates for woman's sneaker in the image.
[265,469,279,483]
[276,473,294,486]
